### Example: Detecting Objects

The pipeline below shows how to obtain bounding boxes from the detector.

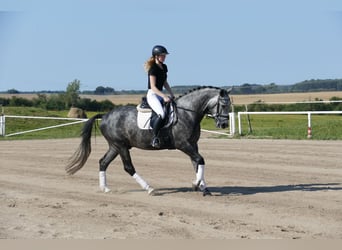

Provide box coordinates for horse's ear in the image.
[219,89,226,97]
[219,88,232,97]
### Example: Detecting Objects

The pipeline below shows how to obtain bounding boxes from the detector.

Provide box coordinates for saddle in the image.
[136,97,176,130]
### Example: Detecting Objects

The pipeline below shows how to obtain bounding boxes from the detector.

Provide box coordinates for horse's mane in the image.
[175,86,221,100]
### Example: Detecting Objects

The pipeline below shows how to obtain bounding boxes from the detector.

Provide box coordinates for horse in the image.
[65,86,231,196]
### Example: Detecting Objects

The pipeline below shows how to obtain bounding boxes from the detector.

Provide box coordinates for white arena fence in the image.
[202,113,235,136]
[1,111,341,139]
[1,99,342,138]
[237,111,342,138]
[0,113,236,137]
[0,115,88,137]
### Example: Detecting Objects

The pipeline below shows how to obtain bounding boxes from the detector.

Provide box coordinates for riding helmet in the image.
[152,45,169,56]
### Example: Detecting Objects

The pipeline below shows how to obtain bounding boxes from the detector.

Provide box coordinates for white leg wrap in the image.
[99,171,111,193]
[133,173,149,190]
[133,173,154,195]
[196,164,205,183]
[195,164,207,191]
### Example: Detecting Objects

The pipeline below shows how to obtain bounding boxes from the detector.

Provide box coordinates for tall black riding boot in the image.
[152,115,163,148]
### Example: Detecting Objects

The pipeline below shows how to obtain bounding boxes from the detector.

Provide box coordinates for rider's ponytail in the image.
[144,56,155,72]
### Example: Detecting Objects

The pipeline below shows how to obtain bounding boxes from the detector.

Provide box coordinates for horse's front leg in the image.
[192,164,212,196]
[181,144,212,196]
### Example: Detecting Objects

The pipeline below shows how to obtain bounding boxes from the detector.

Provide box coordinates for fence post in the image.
[307,112,312,139]
[238,112,242,135]
[0,115,5,137]
[229,112,235,135]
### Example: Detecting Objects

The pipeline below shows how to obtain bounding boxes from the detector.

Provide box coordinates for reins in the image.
[176,95,229,119]
[176,106,198,114]
[171,86,231,122]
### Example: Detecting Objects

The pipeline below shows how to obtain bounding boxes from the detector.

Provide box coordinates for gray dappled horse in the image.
[65,86,231,196]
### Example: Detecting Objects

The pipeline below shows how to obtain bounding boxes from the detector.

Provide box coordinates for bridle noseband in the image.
[210,94,230,120]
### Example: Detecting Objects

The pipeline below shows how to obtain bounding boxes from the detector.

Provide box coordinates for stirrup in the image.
[152,137,160,148]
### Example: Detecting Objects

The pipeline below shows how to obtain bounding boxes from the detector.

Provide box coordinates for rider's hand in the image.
[163,95,171,103]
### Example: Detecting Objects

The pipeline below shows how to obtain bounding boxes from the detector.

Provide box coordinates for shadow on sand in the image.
[154,183,342,196]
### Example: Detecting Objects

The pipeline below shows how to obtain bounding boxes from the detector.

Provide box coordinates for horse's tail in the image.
[65,113,103,175]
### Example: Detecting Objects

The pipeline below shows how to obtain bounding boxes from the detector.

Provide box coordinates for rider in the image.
[144,45,175,148]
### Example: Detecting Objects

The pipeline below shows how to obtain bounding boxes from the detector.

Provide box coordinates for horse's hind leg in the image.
[119,147,155,195]
[99,147,118,192]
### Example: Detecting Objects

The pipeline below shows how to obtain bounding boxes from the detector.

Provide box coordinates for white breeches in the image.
[147,89,165,119]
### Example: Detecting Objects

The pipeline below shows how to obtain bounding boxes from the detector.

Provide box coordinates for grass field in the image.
[2,106,342,140]
[1,91,342,140]
[1,107,100,139]
[237,114,342,139]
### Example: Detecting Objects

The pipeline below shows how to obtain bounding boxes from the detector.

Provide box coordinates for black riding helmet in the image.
[152,45,169,56]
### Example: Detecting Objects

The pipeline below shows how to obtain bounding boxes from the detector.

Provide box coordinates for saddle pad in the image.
[136,105,152,113]
[137,109,153,129]
[136,104,174,130]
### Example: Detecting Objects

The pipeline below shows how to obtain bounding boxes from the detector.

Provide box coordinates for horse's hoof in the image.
[147,187,155,196]
[100,186,111,193]
[192,181,200,191]
[203,188,212,196]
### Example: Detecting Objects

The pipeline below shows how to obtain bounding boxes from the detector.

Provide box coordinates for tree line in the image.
[229,79,342,95]
[0,79,118,112]
[3,78,342,96]
[2,78,342,112]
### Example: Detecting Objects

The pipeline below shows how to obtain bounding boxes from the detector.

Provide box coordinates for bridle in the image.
[175,93,230,120]
[211,95,230,120]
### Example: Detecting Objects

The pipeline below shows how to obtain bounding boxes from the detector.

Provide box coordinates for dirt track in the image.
[1,137,342,239]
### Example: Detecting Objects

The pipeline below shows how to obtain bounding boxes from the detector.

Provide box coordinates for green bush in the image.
[2,94,116,112]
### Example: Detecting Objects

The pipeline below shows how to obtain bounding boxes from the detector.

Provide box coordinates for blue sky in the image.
[0,0,341,91]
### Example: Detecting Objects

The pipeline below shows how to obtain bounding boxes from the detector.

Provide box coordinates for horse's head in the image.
[206,88,231,129]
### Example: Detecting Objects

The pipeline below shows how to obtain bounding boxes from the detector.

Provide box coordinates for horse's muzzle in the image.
[215,118,228,129]
[220,122,228,129]
[217,122,228,129]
